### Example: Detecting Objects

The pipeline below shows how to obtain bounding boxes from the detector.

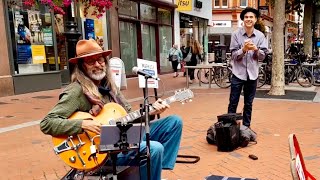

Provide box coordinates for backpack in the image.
[206,113,257,150]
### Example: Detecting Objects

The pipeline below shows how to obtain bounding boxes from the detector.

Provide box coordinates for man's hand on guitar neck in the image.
[149,98,170,116]
[81,118,102,134]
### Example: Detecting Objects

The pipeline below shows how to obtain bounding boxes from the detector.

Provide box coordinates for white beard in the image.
[88,70,106,81]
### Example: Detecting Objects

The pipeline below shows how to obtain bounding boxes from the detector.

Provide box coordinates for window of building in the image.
[118,0,138,19]
[158,8,171,25]
[214,0,220,8]
[240,0,248,7]
[7,0,58,75]
[119,21,138,75]
[118,1,174,75]
[140,3,156,22]
[159,26,172,72]
[222,0,228,7]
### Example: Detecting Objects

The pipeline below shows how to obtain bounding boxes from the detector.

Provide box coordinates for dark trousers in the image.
[171,60,179,72]
[228,75,257,127]
[186,61,197,80]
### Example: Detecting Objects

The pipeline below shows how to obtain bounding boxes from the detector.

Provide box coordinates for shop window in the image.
[118,0,138,19]
[119,21,138,75]
[140,4,156,22]
[240,0,248,7]
[141,24,156,62]
[159,26,173,72]
[158,8,171,25]
[8,1,57,75]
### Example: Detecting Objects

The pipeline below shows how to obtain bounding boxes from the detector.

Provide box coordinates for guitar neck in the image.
[112,95,176,125]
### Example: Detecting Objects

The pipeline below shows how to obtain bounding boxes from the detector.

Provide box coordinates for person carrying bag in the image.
[168,44,183,77]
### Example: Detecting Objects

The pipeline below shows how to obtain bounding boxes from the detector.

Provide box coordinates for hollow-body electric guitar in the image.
[52,89,194,171]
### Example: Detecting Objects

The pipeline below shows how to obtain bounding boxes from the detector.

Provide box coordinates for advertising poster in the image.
[54,14,64,34]
[85,18,95,40]
[137,59,159,89]
[31,45,46,64]
[94,19,104,49]
[17,45,32,64]
[43,27,53,46]
[28,10,44,44]
[14,11,31,45]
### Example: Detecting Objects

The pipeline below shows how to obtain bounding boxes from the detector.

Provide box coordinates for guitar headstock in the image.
[173,88,194,104]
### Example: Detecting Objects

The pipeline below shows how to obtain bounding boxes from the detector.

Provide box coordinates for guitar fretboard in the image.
[109,96,176,125]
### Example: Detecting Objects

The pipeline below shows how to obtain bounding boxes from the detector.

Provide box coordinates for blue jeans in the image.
[115,115,183,180]
[228,75,257,127]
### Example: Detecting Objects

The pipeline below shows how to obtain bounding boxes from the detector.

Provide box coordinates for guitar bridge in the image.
[53,139,72,154]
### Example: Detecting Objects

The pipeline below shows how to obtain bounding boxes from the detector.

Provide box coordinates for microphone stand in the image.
[143,75,152,180]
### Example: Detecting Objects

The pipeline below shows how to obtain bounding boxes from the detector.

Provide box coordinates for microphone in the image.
[132,67,160,80]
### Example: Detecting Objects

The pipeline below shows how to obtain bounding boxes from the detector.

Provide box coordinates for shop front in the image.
[114,0,177,75]
[3,0,63,95]
[1,0,111,96]
[174,0,212,62]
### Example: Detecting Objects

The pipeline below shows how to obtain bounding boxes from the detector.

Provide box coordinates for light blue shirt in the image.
[230,27,268,80]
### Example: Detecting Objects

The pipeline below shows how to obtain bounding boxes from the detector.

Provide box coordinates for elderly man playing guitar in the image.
[40,39,183,180]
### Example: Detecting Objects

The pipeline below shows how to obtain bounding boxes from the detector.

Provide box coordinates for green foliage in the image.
[254,18,266,35]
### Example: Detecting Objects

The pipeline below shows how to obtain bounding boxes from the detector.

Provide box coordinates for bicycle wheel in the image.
[257,68,267,88]
[213,67,232,88]
[197,69,214,84]
[296,67,314,87]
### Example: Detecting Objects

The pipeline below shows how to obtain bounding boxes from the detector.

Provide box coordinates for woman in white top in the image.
[168,44,183,77]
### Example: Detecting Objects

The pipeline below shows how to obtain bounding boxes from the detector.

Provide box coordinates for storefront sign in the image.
[43,28,53,46]
[176,0,192,11]
[137,59,159,89]
[212,21,232,27]
[31,45,46,64]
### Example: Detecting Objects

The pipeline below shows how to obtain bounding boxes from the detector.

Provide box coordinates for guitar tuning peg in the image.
[181,102,185,105]
[189,99,192,102]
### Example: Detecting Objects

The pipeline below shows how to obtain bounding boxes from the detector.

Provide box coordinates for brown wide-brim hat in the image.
[240,7,260,21]
[69,39,112,64]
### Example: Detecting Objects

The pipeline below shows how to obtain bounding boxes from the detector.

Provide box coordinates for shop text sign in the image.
[137,59,159,89]
[176,0,192,11]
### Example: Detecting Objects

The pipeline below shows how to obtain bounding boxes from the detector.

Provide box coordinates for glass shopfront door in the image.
[141,24,156,62]
[119,21,138,75]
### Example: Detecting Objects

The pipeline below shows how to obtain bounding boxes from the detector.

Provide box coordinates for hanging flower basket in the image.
[23,0,113,18]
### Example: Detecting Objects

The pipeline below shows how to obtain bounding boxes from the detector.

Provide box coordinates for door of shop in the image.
[141,24,157,63]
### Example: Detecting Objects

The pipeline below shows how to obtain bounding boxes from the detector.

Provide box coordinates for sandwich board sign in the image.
[137,58,159,89]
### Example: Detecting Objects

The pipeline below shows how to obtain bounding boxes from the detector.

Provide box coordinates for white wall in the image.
[177,0,212,22]
[173,0,212,47]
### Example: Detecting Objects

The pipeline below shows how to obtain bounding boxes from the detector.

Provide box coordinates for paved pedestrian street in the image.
[0,74,319,180]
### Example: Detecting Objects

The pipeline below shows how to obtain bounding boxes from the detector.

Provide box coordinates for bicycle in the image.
[284,52,314,87]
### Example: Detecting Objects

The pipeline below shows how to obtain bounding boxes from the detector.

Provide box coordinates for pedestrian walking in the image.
[168,44,183,77]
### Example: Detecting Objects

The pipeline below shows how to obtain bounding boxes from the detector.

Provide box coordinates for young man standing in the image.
[228,7,268,128]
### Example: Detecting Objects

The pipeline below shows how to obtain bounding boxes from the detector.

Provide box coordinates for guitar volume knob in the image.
[69,156,76,163]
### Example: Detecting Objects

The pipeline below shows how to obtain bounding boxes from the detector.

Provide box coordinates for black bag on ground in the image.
[206,113,257,150]
[215,121,240,152]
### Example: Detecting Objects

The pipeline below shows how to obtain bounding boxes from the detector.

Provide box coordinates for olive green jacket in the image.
[40,82,132,136]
